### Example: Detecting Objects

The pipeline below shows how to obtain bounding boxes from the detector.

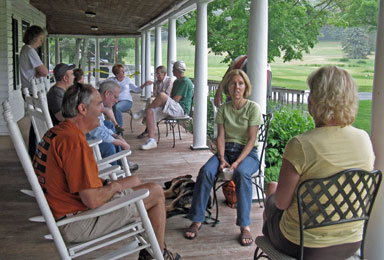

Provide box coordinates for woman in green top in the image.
[185,69,263,246]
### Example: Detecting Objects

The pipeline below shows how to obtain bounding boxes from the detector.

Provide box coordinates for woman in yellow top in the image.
[263,66,375,259]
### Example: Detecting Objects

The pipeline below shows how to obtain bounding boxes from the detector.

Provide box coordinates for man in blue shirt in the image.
[87,80,138,171]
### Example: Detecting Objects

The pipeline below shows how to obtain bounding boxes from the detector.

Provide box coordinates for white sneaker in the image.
[141,138,157,150]
[133,109,145,120]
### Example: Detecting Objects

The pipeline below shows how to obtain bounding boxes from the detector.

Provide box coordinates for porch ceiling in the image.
[29,0,186,36]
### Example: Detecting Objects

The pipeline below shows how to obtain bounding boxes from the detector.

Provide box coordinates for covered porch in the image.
[1,0,384,258]
[0,93,264,259]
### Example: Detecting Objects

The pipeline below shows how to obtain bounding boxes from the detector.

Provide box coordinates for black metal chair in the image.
[254,168,382,260]
[156,114,191,148]
[251,113,273,207]
[210,113,273,226]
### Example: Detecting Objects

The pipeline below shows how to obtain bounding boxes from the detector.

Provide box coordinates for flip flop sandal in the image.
[239,229,254,246]
[185,223,201,240]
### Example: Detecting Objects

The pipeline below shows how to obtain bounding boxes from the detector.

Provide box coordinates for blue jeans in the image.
[98,121,122,166]
[188,143,259,227]
[113,100,133,127]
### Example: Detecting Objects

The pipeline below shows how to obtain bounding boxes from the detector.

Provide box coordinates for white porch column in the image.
[247,0,268,200]
[247,0,268,114]
[191,0,209,150]
[95,38,100,83]
[365,0,384,258]
[135,37,141,86]
[155,26,162,71]
[54,36,60,66]
[167,17,177,77]
[145,30,152,99]
[141,32,146,97]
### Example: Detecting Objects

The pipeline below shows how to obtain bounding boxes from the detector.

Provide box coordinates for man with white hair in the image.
[140,61,193,150]
[87,80,139,171]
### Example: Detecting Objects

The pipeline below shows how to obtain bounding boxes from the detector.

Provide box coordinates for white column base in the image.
[190,144,209,150]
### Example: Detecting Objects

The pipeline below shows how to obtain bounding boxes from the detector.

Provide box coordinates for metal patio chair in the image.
[254,168,382,260]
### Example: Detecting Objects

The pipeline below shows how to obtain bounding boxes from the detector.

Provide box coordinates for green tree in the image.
[341,27,370,59]
[177,0,328,64]
[325,0,379,30]
[88,38,135,63]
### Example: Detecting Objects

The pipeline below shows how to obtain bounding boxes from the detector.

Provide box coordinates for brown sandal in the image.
[239,229,253,246]
[185,223,201,240]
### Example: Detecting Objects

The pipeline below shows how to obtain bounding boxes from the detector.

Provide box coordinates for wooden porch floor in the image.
[0,93,264,260]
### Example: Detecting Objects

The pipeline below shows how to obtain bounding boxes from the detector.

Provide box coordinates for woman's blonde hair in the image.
[307,66,358,127]
[222,69,251,98]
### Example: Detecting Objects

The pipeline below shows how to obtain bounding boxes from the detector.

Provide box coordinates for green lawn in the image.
[124,38,373,133]
[354,100,372,133]
[271,41,375,92]
[163,40,375,93]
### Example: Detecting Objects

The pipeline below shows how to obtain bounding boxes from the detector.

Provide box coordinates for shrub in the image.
[265,106,315,183]
[357,60,367,64]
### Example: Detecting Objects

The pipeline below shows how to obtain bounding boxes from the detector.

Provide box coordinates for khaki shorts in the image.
[152,97,185,123]
[59,189,137,243]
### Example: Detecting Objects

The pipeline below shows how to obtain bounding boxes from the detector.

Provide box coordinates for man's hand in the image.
[112,136,130,150]
[117,136,130,150]
[142,80,153,88]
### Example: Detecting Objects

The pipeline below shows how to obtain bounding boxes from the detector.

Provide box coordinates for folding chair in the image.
[156,114,191,148]
[3,101,164,260]
[211,113,273,226]
[254,168,382,260]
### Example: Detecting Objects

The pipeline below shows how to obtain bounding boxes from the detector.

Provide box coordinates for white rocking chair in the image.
[23,88,132,179]
[3,101,164,260]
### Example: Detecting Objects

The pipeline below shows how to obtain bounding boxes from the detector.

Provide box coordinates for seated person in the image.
[107,63,152,130]
[32,83,180,259]
[46,63,75,125]
[213,55,272,108]
[134,65,174,139]
[86,80,139,172]
[140,61,193,150]
[185,69,263,246]
[73,68,84,84]
[263,66,375,259]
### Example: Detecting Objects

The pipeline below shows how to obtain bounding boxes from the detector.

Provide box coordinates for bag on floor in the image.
[222,180,237,208]
[163,175,212,218]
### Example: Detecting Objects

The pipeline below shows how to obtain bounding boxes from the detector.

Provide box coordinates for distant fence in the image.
[191,78,307,109]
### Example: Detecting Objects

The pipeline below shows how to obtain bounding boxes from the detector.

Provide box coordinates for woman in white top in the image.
[108,64,152,128]
[20,25,48,93]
